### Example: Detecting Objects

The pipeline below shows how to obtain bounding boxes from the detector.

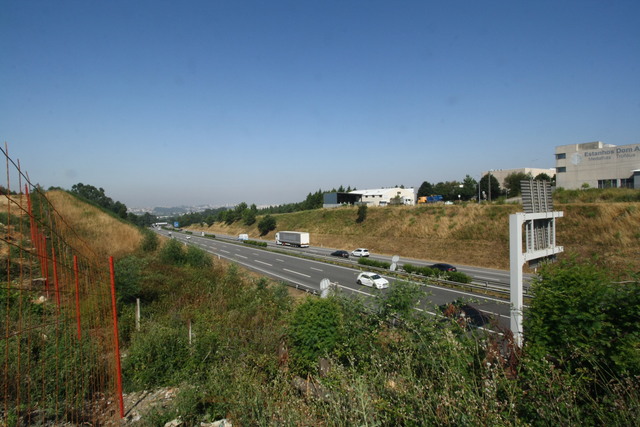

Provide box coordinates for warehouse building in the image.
[323,187,415,208]
[555,141,640,189]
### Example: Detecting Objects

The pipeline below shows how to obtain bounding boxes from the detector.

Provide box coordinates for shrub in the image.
[185,245,212,268]
[159,238,186,265]
[288,298,343,375]
[245,239,267,247]
[358,257,391,269]
[525,258,640,379]
[114,255,144,304]
[140,229,159,252]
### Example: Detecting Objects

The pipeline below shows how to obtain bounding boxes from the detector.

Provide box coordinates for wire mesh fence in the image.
[1,145,122,425]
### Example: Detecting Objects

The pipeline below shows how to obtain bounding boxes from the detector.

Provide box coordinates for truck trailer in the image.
[275,231,310,248]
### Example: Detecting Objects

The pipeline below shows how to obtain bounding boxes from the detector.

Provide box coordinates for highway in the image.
[155,229,515,331]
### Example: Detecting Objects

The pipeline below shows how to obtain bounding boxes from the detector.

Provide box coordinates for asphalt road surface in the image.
[155,229,515,332]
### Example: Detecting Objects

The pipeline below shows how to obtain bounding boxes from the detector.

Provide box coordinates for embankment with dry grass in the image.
[196,202,640,274]
[46,190,142,261]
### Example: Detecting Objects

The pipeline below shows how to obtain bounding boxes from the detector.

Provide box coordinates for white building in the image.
[322,187,415,208]
[350,187,416,207]
[555,141,640,189]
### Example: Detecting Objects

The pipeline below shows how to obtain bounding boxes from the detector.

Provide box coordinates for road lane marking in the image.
[310,267,323,272]
[283,268,311,278]
[236,254,248,259]
[255,260,273,267]
[220,250,230,254]
[276,259,285,262]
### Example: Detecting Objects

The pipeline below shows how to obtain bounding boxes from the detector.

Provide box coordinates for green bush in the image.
[185,245,212,268]
[357,257,391,269]
[525,258,640,379]
[288,298,343,375]
[159,238,187,265]
[140,229,159,252]
[123,324,191,389]
[114,256,145,304]
[245,239,267,247]
[402,263,472,283]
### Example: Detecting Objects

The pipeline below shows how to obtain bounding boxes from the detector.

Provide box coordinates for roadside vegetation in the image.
[111,236,639,425]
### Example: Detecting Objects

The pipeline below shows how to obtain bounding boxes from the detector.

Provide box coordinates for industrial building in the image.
[323,187,416,208]
[555,141,640,189]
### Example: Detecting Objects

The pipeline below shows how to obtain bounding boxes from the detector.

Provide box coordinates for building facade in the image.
[323,187,415,208]
[555,141,640,189]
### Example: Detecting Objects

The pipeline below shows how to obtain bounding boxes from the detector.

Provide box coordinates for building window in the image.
[598,179,618,189]
[555,153,566,160]
[557,167,566,173]
[620,178,633,188]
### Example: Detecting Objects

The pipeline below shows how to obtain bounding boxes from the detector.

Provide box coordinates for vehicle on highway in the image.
[356,272,389,289]
[330,250,350,258]
[351,248,370,257]
[431,263,457,272]
[275,231,310,248]
[238,234,249,241]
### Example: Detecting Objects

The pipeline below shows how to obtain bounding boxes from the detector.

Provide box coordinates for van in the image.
[238,234,249,241]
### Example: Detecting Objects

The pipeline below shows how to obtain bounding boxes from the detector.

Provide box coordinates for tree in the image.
[417,181,434,198]
[460,175,478,201]
[503,172,532,197]
[356,204,367,223]
[243,209,256,226]
[478,174,500,201]
[258,215,277,236]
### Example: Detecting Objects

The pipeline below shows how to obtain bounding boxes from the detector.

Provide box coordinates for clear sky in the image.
[2,1,639,208]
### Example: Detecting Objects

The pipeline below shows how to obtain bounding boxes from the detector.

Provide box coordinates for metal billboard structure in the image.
[510,180,563,346]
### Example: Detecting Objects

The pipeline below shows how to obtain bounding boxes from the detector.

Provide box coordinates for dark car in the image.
[431,263,457,272]
[331,250,350,258]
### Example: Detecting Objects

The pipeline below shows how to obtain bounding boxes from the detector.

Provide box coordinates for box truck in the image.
[275,231,310,248]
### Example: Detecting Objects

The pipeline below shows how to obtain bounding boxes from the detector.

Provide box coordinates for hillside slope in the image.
[199,202,640,274]
[46,190,143,260]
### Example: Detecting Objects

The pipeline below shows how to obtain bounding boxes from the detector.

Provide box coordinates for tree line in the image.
[418,172,554,202]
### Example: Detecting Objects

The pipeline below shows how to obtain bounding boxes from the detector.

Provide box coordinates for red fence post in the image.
[109,256,125,418]
[74,255,81,340]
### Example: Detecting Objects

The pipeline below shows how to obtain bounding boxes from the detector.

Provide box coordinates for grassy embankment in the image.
[198,193,640,275]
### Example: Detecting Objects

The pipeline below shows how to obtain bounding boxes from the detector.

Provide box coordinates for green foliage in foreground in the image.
[115,255,638,425]
[525,258,640,378]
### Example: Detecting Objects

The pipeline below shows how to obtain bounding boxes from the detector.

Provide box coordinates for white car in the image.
[356,272,389,289]
[351,248,370,257]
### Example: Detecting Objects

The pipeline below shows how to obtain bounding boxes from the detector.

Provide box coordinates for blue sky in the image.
[2,1,639,208]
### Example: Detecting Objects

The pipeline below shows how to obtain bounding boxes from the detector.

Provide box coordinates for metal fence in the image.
[1,145,122,425]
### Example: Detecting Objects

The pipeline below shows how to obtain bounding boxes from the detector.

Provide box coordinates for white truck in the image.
[275,231,310,248]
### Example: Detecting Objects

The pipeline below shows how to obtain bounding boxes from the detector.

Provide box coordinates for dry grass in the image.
[195,202,640,273]
[46,190,142,261]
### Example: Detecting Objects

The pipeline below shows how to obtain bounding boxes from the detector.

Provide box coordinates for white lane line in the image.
[220,249,230,254]
[276,259,285,262]
[310,267,323,272]
[255,260,273,267]
[283,268,311,278]
[236,254,248,259]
